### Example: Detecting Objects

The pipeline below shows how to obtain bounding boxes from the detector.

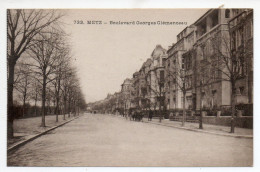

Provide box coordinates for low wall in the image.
[202,116,253,129]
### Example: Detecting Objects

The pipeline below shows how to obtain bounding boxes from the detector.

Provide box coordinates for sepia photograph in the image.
[3,4,255,168]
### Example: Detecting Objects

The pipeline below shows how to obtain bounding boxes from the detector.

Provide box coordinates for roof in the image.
[151,45,167,59]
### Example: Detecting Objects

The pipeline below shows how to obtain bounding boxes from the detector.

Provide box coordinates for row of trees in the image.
[8,9,86,138]
[92,27,248,134]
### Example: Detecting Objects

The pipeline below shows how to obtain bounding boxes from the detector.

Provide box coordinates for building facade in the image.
[229,9,253,105]
[93,8,253,118]
[121,78,134,114]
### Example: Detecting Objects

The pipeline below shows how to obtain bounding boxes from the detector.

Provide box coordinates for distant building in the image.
[132,71,140,109]
[138,58,152,110]
[121,78,134,114]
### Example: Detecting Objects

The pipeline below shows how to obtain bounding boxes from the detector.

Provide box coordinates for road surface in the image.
[8,113,253,166]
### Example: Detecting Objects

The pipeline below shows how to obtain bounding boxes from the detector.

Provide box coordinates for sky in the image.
[63,9,209,103]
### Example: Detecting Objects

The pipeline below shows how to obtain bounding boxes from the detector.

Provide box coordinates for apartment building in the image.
[113,8,253,117]
[121,78,134,114]
[229,9,253,105]
[165,25,196,111]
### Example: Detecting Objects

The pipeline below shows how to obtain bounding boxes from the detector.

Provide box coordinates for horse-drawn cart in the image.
[130,111,144,122]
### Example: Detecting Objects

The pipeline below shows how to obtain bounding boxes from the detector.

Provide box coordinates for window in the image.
[162,58,166,66]
[238,27,244,46]
[160,70,165,82]
[185,75,192,89]
[239,55,246,76]
[201,44,206,60]
[173,97,176,104]
[212,90,217,95]
[185,56,192,70]
[239,86,245,95]
[225,9,230,18]
[182,57,185,69]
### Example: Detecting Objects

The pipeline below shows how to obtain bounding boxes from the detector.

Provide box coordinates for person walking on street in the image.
[148,110,153,121]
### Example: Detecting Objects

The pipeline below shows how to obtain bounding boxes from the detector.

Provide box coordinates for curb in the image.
[142,120,253,139]
[8,116,80,154]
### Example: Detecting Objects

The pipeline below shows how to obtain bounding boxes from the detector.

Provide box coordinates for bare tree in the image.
[210,30,246,133]
[166,56,187,126]
[14,61,32,117]
[60,66,79,118]
[194,44,214,129]
[7,9,64,137]
[146,69,165,122]
[31,79,41,117]
[27,30,65,127]
[51,48,71,122]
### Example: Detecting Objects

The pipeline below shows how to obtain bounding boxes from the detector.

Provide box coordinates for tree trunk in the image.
[55,105,59,122]
[182,91,186,127]
[74,101,76,117]
[48,98,51,115]
[22,96,26,118]
[41,75,47,127]
[63,95,67,120]
[199,81,203,129]
[68,94,71,118]
[55,78,61,122]
[7,59,16,139]
[34,96,37,117]
[230,81,236,133]
[159,84,162,123]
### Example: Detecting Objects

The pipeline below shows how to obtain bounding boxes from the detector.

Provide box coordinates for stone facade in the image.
[121,78,134,113]
[229,9,253,105]
[96,8,253,118]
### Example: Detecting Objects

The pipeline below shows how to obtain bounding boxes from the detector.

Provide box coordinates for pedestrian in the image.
[148,110,153,121]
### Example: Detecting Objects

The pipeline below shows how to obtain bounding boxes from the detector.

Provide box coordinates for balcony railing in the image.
[196,24,227,44]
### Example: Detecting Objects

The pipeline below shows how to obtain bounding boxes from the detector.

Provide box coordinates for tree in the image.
[167,56,187,126]
[7,9,64,138]
[210,29,245,133]
[31,79,41,117]
[60,66,74,119]
[194,45,214,129]
[13,61,32,117]
[27,29,65,127]
[51,48,71,122]
[147,69,165,122]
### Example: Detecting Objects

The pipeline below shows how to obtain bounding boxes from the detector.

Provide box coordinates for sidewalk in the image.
[141,117,253,138]
[8,114,79,149]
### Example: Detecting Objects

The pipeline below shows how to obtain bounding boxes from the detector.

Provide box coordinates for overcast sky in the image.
[63,9,208,103]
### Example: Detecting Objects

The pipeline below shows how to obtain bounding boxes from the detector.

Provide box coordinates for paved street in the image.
[8,113,253,167]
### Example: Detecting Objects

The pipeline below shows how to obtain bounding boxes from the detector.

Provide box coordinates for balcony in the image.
[196,24,227,45]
